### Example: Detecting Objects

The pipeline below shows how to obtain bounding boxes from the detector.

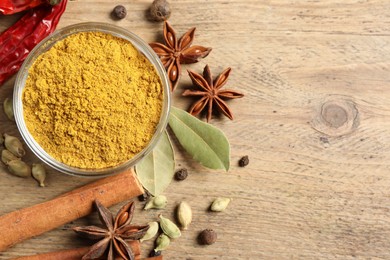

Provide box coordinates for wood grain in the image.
[2,0,390,259]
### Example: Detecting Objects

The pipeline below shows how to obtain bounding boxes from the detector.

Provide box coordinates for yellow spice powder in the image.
[23,31,163,169]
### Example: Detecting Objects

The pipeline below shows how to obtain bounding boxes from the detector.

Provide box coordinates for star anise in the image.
[73,200,149,260]
[150,21,212,91]
[183,65,244,122]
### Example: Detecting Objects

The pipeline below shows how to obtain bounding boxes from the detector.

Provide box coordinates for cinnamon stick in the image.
[12,241,140,260]
[0,169,143,251]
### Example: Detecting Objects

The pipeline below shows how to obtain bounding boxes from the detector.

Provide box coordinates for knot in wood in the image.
[311,96,359,137]
[321,104,348,128]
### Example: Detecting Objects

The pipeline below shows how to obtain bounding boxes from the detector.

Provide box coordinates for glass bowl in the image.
[13,22,171,178]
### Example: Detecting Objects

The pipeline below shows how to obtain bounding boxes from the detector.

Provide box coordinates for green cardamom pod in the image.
[3,97,15,121]
[154,233,170,252]
[32,163,46,187]
[7,160,31,178]
[159,214,181,239]
[140,221,159,242]
[210,197,231,212]
[1,149,20,165]
[177,201,192,230]
[144,195,167,210]
[4,134,25,158]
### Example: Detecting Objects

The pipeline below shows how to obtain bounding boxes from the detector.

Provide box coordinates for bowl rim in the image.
[13,22,171,178]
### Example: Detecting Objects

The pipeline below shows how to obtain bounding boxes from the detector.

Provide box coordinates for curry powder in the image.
[23,32,163,169]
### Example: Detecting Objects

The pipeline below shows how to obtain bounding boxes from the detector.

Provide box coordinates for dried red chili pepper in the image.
[0,0,67,86]
[0,0,61,15]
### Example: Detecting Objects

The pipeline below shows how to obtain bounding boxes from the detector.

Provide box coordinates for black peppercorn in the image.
[198,229,217,245]
[150,0,171,22]
[112,5,127,20]
[175,168,188,181]
[138,191,151,202]
[149,250,162,257]
[238,155,249,167]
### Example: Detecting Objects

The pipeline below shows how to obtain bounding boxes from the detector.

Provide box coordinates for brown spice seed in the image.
[198,229,217,245]
[175,168,188,181]
[117,212,129,227]
[238,155,249,167]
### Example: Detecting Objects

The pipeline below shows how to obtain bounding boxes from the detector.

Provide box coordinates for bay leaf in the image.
[168,107,230,171]
[135,130,175,196]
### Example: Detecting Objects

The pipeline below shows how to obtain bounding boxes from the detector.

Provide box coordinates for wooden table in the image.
[1,0,390,259]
